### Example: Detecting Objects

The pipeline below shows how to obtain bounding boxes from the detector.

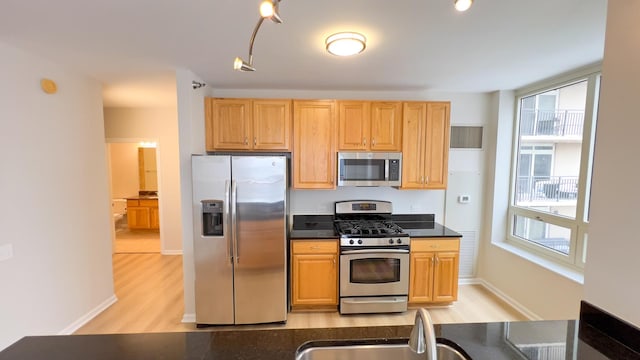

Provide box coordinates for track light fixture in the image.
[454,0,473,12]
[192,81,207,89]
[233,0,284,72]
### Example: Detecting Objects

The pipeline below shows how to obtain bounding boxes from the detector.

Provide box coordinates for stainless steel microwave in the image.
[337,152,402,187]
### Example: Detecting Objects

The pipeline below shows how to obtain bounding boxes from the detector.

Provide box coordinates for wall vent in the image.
[458,230,477,278]
[450,126,483,149]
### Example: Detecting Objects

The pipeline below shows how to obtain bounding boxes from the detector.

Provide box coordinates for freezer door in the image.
[232,156,287,324]
[191,155,234,324]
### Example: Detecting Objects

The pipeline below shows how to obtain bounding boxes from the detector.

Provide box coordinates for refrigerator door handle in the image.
[231,179,239,264]
[224,180,232,264]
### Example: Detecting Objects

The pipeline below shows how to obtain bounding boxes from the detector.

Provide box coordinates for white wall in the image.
[0,42,114,350]
[584,1,640,327]
[104,106,183,253]
[175,69,208,322]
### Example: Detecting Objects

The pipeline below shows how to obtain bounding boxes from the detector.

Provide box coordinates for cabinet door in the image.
[337,101,370,150]
[370,102,402,151]
[149,206,160,229]
[424,102,451,189]
[127,207,150,229]
[292,253,338,306]
[253,99,292,150]
[433,251,459,302]
[293,100,336,189]
[401,102,427,189]
[208,99,252,150]
[408,252,435,303]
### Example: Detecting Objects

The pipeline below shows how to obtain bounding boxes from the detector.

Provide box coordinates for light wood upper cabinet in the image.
[252,99,291,150]
[293,100,336,189]
[291,240,338,309]
[409,238,460,304]
[205,98,291,152]
[338,101,370,150]
[206,98,252,150]
[337,101,402,151]
[370,101,403,151]
[401,102,451,189]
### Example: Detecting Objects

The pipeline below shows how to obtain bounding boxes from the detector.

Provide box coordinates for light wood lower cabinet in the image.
[409,238,460,304]
[126,199,159,230]
[291,240,338,310]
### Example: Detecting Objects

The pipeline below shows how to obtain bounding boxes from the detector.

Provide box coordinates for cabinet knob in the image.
[244,137,248,145]
[363,138,367,146]
[372,138,376,146]
[254,137,257,146]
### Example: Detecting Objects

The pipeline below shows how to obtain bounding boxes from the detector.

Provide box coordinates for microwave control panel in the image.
[388,159,400,181]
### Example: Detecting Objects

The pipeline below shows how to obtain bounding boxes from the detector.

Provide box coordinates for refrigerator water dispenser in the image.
[202,200,223,236]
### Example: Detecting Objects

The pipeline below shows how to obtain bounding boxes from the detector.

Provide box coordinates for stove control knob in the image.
[349,239,354,245]
[396,238,403,244]
[388,238,394,244]
[357,239,363,245]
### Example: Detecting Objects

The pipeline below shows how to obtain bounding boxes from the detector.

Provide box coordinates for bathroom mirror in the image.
[138,147,158,192]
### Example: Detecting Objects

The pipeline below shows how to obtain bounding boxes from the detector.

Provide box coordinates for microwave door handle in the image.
[385,160,389,181]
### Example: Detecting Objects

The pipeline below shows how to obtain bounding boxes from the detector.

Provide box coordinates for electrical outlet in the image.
[0,244,13,262]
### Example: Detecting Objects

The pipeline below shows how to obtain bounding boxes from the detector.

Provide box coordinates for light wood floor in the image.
[114,228,160,254]
[75,253,527,335]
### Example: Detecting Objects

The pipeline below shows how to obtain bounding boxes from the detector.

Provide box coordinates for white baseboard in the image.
[473,279,542,320]
[59,295,118,335]
[162,250,183,255]
[182,313,196,323]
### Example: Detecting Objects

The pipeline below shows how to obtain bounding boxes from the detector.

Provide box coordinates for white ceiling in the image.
[0,0,607,107]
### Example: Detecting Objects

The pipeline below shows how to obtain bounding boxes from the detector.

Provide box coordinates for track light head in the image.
[233,57,256,72]
[260,0,283,23]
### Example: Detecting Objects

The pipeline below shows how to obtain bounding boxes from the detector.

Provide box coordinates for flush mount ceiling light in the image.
[233,0,284,72]
[325,32,367,57]
[454,0,473,12]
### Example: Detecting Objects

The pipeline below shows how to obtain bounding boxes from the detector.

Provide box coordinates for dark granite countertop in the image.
[289,214,337,239]
[2,316,637,360]
[289,214,461,239]
[126,196,159,200]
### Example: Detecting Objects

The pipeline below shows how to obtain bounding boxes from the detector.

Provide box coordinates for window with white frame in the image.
[508,73,600,268]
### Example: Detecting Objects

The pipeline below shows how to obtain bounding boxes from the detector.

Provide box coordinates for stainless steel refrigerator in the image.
[191,154,287,325]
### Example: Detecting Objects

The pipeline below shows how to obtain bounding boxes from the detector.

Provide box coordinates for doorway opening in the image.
[107,141,161,254]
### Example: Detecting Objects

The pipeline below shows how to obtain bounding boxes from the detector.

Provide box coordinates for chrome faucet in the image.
[408,308,437,360]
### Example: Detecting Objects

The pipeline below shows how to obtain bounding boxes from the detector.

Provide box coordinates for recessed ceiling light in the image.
[325,32,367,57]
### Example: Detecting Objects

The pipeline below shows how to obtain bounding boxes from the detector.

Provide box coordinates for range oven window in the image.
[340,159,386,181]
[349,257,401,284]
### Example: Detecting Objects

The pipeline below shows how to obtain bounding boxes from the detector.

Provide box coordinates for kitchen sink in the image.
[295,338,472,360]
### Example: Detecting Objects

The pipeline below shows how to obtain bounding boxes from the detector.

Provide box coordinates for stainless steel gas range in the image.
[334,200,410,314]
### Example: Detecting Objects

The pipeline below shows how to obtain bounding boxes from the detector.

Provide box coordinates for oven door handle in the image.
[341,249,409,255]
[342,298,407,304]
